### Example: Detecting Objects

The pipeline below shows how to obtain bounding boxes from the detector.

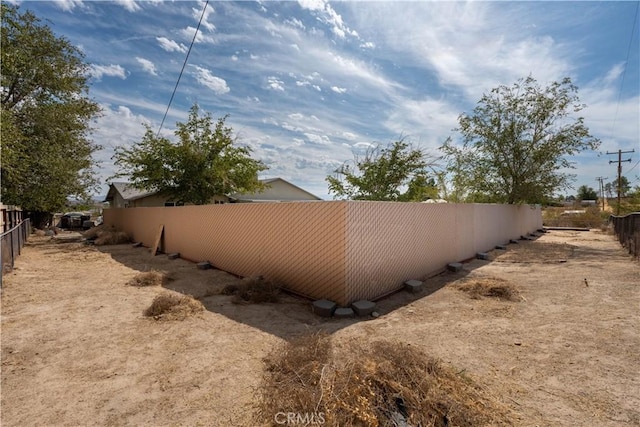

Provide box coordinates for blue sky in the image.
[15,0,640,199]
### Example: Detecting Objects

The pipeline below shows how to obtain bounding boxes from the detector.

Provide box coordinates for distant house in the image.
[105,178,321,208]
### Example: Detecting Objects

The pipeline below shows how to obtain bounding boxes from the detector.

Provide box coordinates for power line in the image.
[610,1,639,138]
[156,0,210,137]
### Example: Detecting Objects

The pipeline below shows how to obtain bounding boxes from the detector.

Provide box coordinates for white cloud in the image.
[285,17,306,30]
[304,132,331,145]
[603,62,625,86]
[114,0,141,12]
[89,64,127,80]
[179,26,216,44]
[52,0,84,11]
[342,132,357,141]
[231,55,238,61]
[192,1,215,32]
[267,76,285,91]
[298,0,358,39]
[288,113,304,120]
[360,41,375,49]
[135,57,157,76]
[331,86,347,94]
[156,37,187,53]
[191,65,230,94]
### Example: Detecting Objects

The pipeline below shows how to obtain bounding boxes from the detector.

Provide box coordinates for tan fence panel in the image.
[104,202,542,306]
[343,203,542,303]
[105,202,348,303]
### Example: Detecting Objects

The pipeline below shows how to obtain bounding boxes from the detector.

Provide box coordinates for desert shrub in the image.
[83,224,130,245]
[94,231,130,246]
[542,206,608,229]
[457,278,519,301]
[144,292,204,320]
[127,270,171,287]
[222,276,280,304]
[257,334,512,426]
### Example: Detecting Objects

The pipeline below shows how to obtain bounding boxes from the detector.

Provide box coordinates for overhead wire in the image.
[609,1,639,141]
[156,0,210,137]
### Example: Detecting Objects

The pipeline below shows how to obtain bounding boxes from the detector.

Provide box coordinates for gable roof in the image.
[104,182,158,202]
[105,178,322,203]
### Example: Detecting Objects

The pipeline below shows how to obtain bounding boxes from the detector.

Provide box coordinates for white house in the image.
[105,178,322,208]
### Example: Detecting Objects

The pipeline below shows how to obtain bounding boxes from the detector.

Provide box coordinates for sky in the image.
[13,0,640,200]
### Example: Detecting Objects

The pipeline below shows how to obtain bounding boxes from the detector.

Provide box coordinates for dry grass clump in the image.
[257,333,512,426]
[222,276,280,304]
[143,292,204,321]
[457,278,520,301]
[127,270,172,287]
[83,224,130,246]
[33,229,46,237]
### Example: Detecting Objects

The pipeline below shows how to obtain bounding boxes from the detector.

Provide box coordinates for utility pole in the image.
[596,176,607,211]
[606,149,634,215]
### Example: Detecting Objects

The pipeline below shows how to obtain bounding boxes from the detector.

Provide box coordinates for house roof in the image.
[244,177,322,201]
[106,178,322,203]
[104,182,158,202]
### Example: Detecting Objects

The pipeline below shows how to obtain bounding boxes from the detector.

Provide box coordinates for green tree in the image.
[610,176,631,198]
[604,182,614,199]
[577,185,598,201]
[326,140,437,201]
[1,4,101,227]
[441,77,600,204]
[112,104,267,204]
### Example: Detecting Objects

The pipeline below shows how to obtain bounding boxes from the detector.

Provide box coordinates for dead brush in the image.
[84,224,130,245]
[457,277,520,301]
[256,334,512,426]
[127,270,172,287]
[144,292,204,321]
[221,276,280,304]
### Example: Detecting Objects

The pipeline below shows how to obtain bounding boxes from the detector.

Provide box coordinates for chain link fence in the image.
[1,219,31,287]
[610,213,640,258]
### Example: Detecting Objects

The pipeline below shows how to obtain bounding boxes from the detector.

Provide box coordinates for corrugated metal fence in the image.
[610,213,640,258]
[1,219,31,287]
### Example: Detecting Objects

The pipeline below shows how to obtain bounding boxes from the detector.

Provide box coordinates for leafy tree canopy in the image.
[577,185,598,201]
[326,140,438,201]
[1,4,101,225]
[112,104,268,205]
[610,176,631,198]
[441,76,600,204]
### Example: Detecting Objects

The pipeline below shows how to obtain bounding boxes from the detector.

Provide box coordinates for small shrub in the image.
[127,270,171,287]
[457,277,520,301]
[94,231,130,246]
[144,292,204,321]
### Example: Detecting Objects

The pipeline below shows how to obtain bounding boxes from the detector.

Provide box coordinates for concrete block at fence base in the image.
[447,262,463,272]
[476,252,490,260]
[168,253,180,260]
[404,279,423,293]
[312,299,336,317]
[132,242,143,248]
[197,261,212,270]
[509,239,519,244]
[352,300,376,316]
[537,228,547,233]
[334,307,355,319]
[495,245,507,250]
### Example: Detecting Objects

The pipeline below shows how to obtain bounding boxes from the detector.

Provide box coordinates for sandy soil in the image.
[1,229,638,426]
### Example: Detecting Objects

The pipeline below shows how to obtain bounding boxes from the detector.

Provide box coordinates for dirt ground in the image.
[1,229,638,426]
